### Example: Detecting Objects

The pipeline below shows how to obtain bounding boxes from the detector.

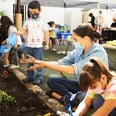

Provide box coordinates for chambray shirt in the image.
[58,43,108,82]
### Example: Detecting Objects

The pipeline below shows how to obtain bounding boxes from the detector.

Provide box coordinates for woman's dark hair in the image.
[73,24,101,41]
[48,21,55,27]
[28,0,41,11]
[80,57,113,91]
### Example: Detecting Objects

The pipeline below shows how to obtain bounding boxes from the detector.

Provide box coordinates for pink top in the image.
[87,78,116,106]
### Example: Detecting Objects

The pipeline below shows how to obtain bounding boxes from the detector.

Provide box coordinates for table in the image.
[56,32,72,55]
[102,28,116,41]
[57,32,72,40]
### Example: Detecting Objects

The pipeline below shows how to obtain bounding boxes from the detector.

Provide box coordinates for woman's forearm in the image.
[34,60,75,75]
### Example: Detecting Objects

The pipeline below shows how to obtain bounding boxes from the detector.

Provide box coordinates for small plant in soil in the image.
[0,90,15,109]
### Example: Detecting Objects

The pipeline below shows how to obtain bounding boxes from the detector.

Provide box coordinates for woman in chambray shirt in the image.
[23,24,108,109]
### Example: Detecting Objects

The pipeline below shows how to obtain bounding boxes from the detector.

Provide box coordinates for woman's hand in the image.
[27,61,45,71]
[20,54,36,64]
[20,58,35,64]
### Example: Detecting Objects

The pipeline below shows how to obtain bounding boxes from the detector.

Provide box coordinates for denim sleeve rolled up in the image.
[58,43,109,82]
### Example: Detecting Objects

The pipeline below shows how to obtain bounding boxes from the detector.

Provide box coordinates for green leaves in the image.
[0,90,15,108]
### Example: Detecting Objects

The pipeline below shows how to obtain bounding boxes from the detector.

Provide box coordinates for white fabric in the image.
[8,26,22,45]
[23,18,48,48]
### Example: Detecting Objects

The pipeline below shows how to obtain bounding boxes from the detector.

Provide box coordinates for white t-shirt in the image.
[8,25,22,45]
[23,18,48,48]
[95,15,104,27]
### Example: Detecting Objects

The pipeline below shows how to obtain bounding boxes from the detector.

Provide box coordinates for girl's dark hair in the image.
[28,1,41,11]
[0,16,14,45]
[0,25,8,46]
[48,21,55,27]
[73,24,101,41]
[0,16,15,35]
[80,57,113,91]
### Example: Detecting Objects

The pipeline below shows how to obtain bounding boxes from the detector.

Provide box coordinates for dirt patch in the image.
[0,71,54,116]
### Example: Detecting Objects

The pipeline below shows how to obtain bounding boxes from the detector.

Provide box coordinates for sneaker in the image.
[3,64,10,68]
[51,48,56,51]
[10,64,19,68]
[22,77,34,83]
[46,90,54,97]
[32,79,43,85]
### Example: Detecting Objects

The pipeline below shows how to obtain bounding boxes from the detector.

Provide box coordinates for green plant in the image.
[0,90,15,108]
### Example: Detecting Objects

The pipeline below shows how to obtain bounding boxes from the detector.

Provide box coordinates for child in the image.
[0,16,22,68]
[73,57,116,116]
[19,0,49,85]
[0,25,9,67]
[48,21,57,51]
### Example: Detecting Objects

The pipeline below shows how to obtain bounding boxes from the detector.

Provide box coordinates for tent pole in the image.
[97,0,100,32]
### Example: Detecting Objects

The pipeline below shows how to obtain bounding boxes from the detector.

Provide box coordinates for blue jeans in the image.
[93,94,116,116]
[26,47,43,80]
[18,42,25,58]
[47,78,85,101]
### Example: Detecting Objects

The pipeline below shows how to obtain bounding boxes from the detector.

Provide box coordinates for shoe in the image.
[10,64,19,68]
[3,64,10,68]
[46,90,54,97]
[22,77,34,83]
[51,48,56,51]
[32,79,43,85]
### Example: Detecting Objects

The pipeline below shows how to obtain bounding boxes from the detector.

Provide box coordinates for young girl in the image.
[0,25,9,66]
[73,57,116,116]
[48,21,57,51]
[0,16,22,68]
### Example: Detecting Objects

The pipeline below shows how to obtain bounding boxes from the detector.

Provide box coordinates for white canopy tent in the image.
[19,0,116,29]
[21,0,116,9]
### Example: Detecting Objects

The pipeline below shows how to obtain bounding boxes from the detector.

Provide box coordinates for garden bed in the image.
[0,70,55,116]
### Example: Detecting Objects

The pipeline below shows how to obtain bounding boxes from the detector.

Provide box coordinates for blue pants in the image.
[93,94,116,116]
[47,78,85,101]
[26,47,43,80]
[18,42,25,58]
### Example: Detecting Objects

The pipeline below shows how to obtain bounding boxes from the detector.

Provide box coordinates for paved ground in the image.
[19,44,75,91]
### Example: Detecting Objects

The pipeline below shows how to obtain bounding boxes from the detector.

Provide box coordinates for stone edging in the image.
[6,68,65,114]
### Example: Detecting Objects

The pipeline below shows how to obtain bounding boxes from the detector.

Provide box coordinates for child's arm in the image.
[44,30,49,50]
[14,28,26,36]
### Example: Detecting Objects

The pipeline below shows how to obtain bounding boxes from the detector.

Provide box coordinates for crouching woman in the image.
[73,57,116,116]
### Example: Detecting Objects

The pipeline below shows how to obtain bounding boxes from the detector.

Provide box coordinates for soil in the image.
[0,71,54,116]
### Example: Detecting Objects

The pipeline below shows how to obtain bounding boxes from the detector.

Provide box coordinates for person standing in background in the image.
[111,17,116,27]
[89,13,95,28]
[95,10,104,33]
[19,0,49,85]
[48,21,57,51]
